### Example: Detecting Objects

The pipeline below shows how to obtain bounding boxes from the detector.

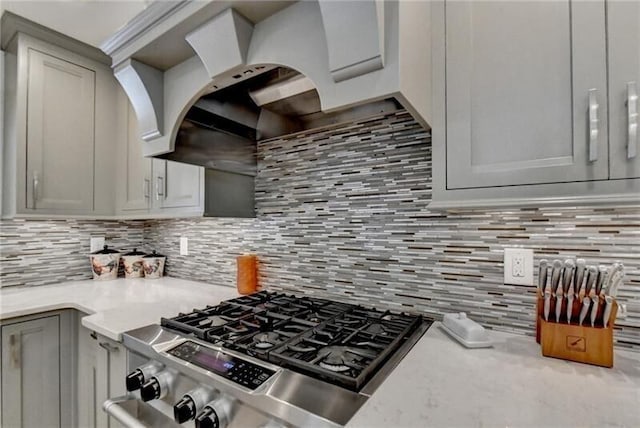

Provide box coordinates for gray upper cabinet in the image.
[608,0,640,179]
[431,0,640,208]
[116,101,204,217]
[153,158,202,210]
[445,0,608,189]
[117,98,152,212]
[2,31,119,218]
[26,49,96,211]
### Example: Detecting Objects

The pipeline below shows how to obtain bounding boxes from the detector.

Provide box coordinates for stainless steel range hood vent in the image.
[165,66,403,174]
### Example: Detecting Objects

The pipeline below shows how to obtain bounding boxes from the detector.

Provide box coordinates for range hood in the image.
[103,0,431,158]
[158,65,403,174]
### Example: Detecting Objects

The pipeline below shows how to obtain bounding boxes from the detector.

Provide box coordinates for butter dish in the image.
[441,312,492,348]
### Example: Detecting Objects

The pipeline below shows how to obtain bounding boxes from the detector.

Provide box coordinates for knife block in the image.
[537,297,618,368]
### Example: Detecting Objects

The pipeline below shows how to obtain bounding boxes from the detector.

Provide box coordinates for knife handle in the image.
[590,297,599,327]
[579,297,591,326]
[603,296,613,328]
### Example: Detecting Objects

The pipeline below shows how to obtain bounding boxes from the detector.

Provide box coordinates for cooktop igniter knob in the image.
[173,386,215,424]
[125,361,164,392]
[195,396,233,428]
[140,369,175,402]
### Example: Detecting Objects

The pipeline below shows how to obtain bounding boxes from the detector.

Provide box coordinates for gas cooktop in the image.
[160,291,428,391]
[118,291,432,427]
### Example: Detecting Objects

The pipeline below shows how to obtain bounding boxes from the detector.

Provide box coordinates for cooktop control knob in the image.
[125,361,163,392]
[195,397,233,428]
[174,396,196,424]
[140,369,175,402]
[173,386,214,423]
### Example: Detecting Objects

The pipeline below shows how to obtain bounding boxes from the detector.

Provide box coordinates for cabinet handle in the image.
[627,82,638,159]
[155,176,164,200]
[99,341,120,353]
[32,172,39,208]
[9,334,20,369]
[143,178,150,199]
[588,89,599,162]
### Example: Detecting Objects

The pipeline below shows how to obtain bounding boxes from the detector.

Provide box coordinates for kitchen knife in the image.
[608,269,625,299]
[604,263,625,298]
[579,297,591,326]
[563,260,576,324]
[550,260,563,296]
[585,266,598,298]
[590,294,599,327]
[596,265,608,296]
[555,286,564,323]
[602,296,614,328]
[556,260,574,323]
[545,260,563,321]
[538,259,548,297]
[574,259,586,294]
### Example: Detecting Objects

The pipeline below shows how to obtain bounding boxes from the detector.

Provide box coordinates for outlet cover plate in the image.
[90,236,105,253]
[180,236,189,256]
[504,248,534,285]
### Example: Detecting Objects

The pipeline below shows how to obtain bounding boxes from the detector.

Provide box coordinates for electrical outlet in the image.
[504,248,533,285]
[90,236,105,253]
[512,254,524,277]
[180,236,189,256]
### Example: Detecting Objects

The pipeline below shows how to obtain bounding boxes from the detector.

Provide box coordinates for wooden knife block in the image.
[536,295,618,368]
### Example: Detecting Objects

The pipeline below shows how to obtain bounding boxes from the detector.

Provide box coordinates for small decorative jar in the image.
[122,248,146,278]
[142,250,166,279]
[89,245,121,281]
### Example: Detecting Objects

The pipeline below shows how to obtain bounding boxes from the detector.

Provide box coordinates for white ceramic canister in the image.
[89,245,121,280]
[142,250,166,279]
[122,248,146,278]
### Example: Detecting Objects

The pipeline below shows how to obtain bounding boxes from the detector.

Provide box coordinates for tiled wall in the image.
[1,111,638,348]
[0,219,144,287]
[145,111,640,349]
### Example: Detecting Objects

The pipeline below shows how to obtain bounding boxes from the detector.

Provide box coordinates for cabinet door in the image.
[118,101,152,212]
[608,0,640,179]
[26,49,96,211]
[95,336,126,428]
[1,316,60,428]
[445,1,608,189]
[152,158,203,209]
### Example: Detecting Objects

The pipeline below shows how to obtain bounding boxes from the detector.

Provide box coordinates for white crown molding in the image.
[100,1,192,57]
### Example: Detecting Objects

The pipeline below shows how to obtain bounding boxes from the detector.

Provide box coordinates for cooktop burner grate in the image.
[161,290,428,391]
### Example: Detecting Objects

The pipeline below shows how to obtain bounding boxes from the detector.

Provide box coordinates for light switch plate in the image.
[180,236,189,256]
[90,236,105,253]
[504,248,533,285]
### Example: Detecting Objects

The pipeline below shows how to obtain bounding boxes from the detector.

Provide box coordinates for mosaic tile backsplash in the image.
[145,111,640,349]
[1,111,638,349]
[0,219,144,287]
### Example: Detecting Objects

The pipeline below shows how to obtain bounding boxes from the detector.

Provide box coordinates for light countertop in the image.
[0,278,238,340]
[2,280,639,427]
[348,323,640,428]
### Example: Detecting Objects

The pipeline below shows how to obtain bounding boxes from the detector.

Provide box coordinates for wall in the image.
[0,218,144,287]
[0,111,637,348]
[144,111,640,349]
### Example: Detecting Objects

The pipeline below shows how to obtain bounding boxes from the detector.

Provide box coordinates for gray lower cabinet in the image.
[116,101,204,217]
[77,328,127,428]
[1,312,75,428]
[431,0,640,208]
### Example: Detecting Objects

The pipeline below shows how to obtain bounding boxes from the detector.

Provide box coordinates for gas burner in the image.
[197,316,228,328]
[363,323,388,336]
[316,346,376,374]
[319,362,351,373]
[253,332,280,349]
